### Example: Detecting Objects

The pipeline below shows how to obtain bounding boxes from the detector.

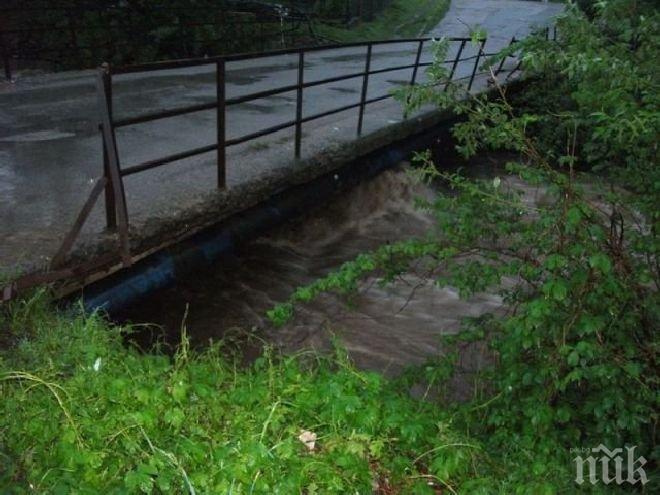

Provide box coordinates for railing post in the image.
[506,59,523,82]
[409,39,424,87]
[404,39,425,119]
[357,42,372,137]
[216,59,226,188]
[66,8,82,67]
[101,64,117,230]
[467,38,486,92]
[446,39,466,91]
[96,64,131,266]
[51,177,108,269]
[295,50,304,159]
[495,36,516,77]
[0,31,11,81]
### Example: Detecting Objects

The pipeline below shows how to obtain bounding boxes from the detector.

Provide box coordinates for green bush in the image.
[5,0,312,70]
[1,292,476,494]
[315,0,450,42]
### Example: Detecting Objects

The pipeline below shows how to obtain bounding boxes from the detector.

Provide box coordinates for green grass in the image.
[315,0,451,43]
[0,292,473,494]
[0,292,593,493]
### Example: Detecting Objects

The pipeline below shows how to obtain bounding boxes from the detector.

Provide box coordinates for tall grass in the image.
[0,292,467,493]
[316,0,451,42]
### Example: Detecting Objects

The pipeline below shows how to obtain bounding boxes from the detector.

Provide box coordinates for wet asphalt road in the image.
[0,0,562,271]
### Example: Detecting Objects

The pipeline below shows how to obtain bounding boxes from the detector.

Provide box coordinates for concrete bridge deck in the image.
[0,0,563,278]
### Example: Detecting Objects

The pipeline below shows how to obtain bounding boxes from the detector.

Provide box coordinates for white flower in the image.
[93,357,102,372]
[298,430,317,451]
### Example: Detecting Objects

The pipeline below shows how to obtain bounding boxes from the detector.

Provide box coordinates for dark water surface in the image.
[116,165,503,376]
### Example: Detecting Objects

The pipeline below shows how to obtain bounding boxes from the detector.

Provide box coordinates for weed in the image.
[0,293,472,493]
[316,0,450,43]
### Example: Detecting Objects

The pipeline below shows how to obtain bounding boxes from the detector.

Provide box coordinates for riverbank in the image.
[0,290,572,493]
[0,291,485,493]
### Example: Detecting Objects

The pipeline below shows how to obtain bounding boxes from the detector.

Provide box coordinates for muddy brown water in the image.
[115,164,503,378]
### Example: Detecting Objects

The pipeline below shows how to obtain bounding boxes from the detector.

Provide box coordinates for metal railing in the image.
[95,35,520,250]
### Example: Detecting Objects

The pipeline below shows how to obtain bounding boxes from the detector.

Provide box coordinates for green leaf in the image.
[566,207,583,229]
[171,381,189,402]
[544,280,568,301]
[544,254,567,270]
[164,407,185,428]
[589,253,612,274]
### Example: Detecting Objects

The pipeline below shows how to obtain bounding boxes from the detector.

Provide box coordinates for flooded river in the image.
[116,164,503,377]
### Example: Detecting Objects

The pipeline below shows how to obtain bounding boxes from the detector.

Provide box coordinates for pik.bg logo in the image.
[572,445,648,486]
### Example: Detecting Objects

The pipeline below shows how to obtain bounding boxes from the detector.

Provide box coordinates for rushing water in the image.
[116,164,503,377]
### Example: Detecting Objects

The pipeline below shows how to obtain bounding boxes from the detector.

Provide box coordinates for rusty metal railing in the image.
[63,35,519,271]
[96,36,513,231]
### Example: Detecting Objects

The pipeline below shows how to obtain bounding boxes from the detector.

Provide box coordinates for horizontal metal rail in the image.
[0,5,310,14]
[111,37,473,74]
[112,60,443,129]
[121,144,219,177]
[228,120,299,147]
[113,102,219,128]
[1,16,292,35]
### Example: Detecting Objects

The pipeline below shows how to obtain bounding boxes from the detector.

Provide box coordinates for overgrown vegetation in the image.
[270,0,660,491]
[3,0,313,70]
[3,0,446,73]
[316,0,450,42]
[0,292,470,493]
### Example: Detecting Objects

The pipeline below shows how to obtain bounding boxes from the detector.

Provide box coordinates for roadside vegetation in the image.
[1,1,658,493]
[315,0,451,42]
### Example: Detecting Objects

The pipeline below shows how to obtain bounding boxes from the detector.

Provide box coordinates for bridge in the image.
[0,0,563,303]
